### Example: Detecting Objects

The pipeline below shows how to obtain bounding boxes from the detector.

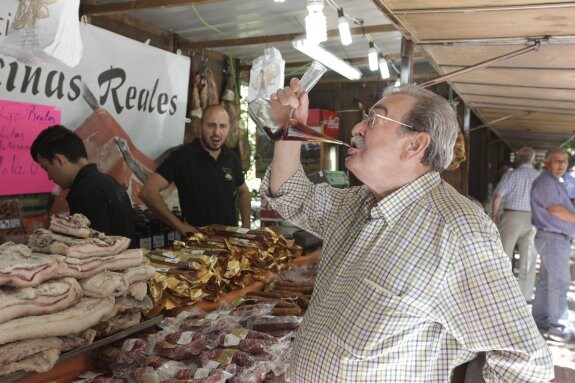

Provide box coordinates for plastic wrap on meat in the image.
[95,338,149,367]
[198,348,253,368]
[238,339,278,356]
[166,368,227,383]
[231,362,271,383]
[180,317,232,334]
[154,332,207,361]
[248,316,302,334]
[216,328,276,347]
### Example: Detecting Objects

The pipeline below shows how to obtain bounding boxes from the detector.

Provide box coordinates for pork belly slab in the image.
[0,277,82,324]
[0,242,66,287]
[29,229,130,258]
[0,337,63,366]
[80,265,155,298]
[0,296,115,346]
[0,348,60,377]
[49,214,92,238]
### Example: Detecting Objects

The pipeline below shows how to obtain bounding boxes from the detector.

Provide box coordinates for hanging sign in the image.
[0,99,60,195]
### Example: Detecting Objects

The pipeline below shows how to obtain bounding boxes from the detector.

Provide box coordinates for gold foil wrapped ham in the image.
[145,225,302,316]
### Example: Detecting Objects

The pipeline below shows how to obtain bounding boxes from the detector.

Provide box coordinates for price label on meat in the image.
[0,100,60,195]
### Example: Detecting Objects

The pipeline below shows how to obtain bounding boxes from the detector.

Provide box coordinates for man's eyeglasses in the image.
[362,110,416,131]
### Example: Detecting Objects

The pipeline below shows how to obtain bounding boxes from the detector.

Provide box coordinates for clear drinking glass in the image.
[248,61,350,147]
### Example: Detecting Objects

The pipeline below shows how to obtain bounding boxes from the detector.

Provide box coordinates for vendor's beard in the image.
[201,136,222,151]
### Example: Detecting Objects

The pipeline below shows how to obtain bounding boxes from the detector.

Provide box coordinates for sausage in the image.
[246,291,283,299]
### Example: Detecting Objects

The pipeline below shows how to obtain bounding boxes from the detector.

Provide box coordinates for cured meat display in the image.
[146,225,302,316]
[0,213,157,378]
[83,259,319,382]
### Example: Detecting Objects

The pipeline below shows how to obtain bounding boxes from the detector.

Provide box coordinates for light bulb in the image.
[368,42,378,71]
[305,0,327,44]
[379,56,390,79]
[337,9,352,46]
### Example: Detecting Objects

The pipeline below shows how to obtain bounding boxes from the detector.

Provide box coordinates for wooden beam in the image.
[82,0,224,16]
[179,24,396,49]
[104,13,173,40]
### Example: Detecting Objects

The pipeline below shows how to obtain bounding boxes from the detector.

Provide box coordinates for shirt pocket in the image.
[328,277,421,359]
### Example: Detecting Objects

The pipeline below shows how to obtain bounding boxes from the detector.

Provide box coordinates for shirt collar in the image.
[70,163,98,190]
[370,171,441,221]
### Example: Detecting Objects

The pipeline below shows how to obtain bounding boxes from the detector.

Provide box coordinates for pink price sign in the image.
[0,100,60,196]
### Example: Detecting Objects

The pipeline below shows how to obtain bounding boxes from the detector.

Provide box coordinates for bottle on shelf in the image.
[133,204,152,250]
[171,206,183,241]
[144,209,165,249]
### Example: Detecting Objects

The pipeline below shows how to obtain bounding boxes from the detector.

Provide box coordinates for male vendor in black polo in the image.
[140,104,251,235]
[31,125,136,245]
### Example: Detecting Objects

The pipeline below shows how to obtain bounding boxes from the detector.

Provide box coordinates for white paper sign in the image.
[0,0,190,161]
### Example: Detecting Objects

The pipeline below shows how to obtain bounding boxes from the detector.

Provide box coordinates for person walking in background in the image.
[562,163,575,204]
[262,81,552,382]
[531,148,575,342]
[140,104,251,236]
[491,146,540,301]
[30,125,136,245]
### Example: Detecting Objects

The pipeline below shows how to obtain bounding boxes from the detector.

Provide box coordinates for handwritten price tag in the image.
[0,100,60,195]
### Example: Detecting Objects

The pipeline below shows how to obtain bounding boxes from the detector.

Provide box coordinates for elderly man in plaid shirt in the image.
[261,81,552,382]
[491,147,540,301]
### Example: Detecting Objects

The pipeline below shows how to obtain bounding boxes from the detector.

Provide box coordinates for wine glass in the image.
[248,61,350,147]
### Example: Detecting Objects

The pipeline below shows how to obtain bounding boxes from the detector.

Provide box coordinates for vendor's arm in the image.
[236,182,251,228]
[140,173,199,235]
[270,78,308,195]
[548,203,575,223]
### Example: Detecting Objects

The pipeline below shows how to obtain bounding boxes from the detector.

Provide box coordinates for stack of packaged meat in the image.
[89,304,293,383]
[146,225,303,315]
[0,213,156,378]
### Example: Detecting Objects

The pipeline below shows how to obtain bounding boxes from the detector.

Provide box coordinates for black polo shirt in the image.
[156,139,245,227]
[66,163,136,246]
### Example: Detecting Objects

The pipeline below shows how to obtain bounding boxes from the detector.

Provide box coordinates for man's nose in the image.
[351,120,366,136]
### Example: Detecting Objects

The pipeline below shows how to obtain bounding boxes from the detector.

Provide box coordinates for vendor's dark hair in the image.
[30,125,87,163]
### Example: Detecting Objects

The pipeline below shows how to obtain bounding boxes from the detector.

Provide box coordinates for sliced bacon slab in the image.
[0,277,82,324]
[81,271,127,298]
[0,242,66,287]
[0,337,62,366]
[64,249,144,280]
[0,296,115,346]
[0,348,60,377]
[49,214,91,238]
[29,229,130,258]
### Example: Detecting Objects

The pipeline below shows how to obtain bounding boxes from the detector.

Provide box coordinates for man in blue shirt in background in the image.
[531,148,575,342]
[491,146,539,301]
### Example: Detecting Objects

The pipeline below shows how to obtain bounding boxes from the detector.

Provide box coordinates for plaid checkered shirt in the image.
[261,166,553,382]
[494,164,540,211]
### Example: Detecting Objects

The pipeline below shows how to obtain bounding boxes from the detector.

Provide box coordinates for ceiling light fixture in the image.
[305,0,327,44]
[379,55,390,80]
[368,41,378,71]
[292,37,362,80]
[337,8,352,46]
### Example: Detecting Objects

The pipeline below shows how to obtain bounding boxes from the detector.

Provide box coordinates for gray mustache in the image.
[351,136,365,149]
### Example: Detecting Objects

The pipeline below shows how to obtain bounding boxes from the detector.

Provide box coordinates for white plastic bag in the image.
[248,47,285,101]
[0,0,83,67]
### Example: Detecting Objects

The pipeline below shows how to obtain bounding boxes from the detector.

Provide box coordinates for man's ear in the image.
[52,153,68,166]
[402,132,430,160]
